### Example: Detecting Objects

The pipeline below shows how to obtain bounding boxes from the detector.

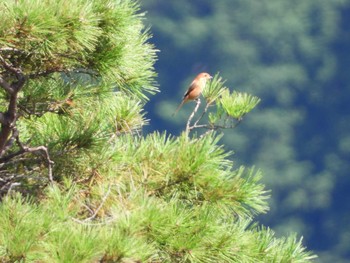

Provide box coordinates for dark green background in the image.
[141,1,350,262]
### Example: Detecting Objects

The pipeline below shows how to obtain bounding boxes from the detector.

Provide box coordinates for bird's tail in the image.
[172,100,185,116]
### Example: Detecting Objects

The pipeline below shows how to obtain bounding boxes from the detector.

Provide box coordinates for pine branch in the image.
[0,54,26,156]
[0,54,57,180]
[185,97,242,134]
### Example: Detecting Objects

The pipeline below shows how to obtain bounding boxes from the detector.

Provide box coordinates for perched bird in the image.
[173,72,212,116]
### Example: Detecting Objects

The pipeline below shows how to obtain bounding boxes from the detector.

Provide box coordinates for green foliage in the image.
[0,194,47,262]
[203,75,261,125]
[0,0,157,185]
[202,73,226,105]
[21,91,146,149]
[100,225,155,262]
[0,0,158,99]
[42,180,81,221]
[114,94,147,135]
[42,224,103,263]
[220,90,261,119]
[107,132,269,217]
[0,187,315,262]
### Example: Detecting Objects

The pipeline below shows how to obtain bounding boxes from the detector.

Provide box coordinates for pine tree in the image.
[0,0,316,262]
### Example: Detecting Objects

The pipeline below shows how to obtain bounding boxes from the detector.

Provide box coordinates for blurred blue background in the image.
[141,1,350,262]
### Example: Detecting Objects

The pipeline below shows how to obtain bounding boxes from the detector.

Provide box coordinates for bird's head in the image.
[197,72,213,80]
[195,72,213,88]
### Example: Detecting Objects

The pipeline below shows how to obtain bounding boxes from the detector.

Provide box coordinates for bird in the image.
[173,72,212,116]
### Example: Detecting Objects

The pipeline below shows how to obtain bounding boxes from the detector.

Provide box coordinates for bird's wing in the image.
[183,81,197,98]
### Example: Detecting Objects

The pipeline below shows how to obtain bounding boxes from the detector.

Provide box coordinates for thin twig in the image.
[190,118,242,131]
[193,101,211,127]
[73,184,112,223]
[0,157,32,168]
[71,216,116,226]
[0,47,29,56]
[0,47,25,52]
[0,149,25,164]
[24,146,54,183]
[6,182,21,195]
[9,129,55,183]
[81,203,95,216]
[186,98,201,133]
[185,99,243,135]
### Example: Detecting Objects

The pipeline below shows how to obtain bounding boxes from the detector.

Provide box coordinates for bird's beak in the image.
[209,75,213,79]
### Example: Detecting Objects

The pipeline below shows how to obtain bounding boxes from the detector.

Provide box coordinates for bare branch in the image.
[0,156,32,169]
[71,216,115,226]
[186,98,201,133]
[0,128,55,183]
[193,101,211,127]
[0,54,26,156]
[26,145,54,183]
[83,184,111,221]
[0,47,27,54]
[184,96,243,135]
[0,149,25,164]
[189,119,242,132]
[6,182,21,195]
[0,169,50,195]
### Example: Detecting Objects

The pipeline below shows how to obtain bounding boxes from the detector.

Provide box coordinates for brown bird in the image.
[173,72,212,116]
